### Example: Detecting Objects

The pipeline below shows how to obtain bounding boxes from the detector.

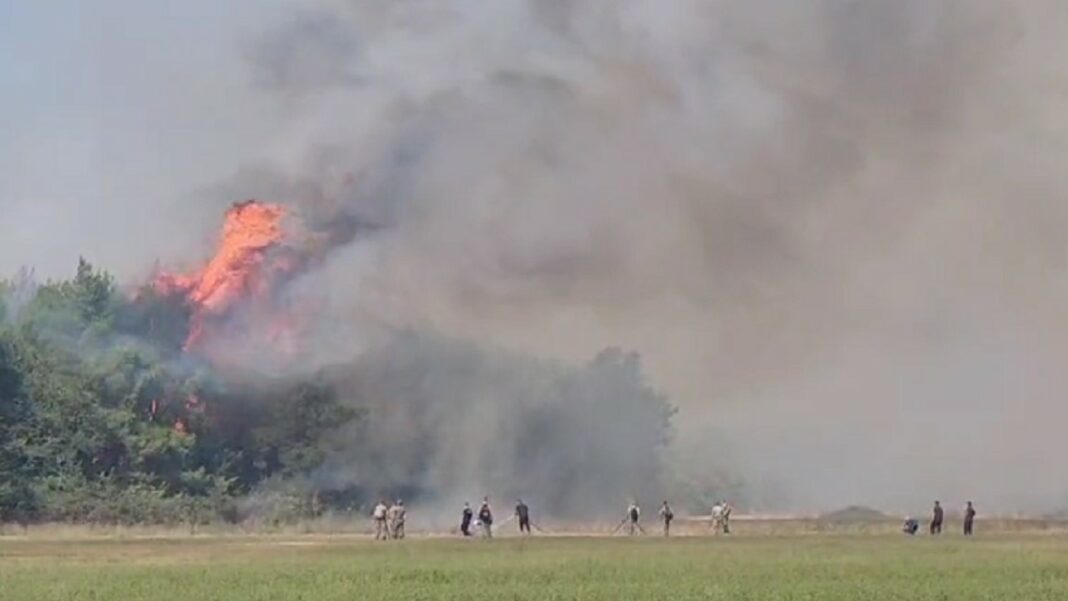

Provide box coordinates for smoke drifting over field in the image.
[4,1,1068,513]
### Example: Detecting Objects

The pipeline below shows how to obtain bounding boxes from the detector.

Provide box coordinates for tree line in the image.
[0,259,359,525]
[1,260,686,526]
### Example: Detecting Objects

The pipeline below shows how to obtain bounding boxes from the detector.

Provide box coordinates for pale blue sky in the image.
[0,1,291,278]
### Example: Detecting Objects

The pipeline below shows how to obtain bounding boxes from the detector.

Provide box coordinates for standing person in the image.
[627,501,642,536]
[372,499,389,540]
[478,497,494,539]
[710,501,724,534]
[390,499,406,539]
[963,501,976,536]
[659,501,674,537]
[515,499,531,535]
[721,500,733,535]
[930,501,944,535]
[386,500,399,539]
[460,502,474,537]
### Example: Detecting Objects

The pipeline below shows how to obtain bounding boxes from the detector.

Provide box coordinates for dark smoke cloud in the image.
[234,1,1068,512]
[5,0,1068,513]
[314,335,673,519]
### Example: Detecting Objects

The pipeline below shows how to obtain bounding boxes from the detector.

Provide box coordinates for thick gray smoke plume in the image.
[315,335,673,519]
[4,0,1068,513]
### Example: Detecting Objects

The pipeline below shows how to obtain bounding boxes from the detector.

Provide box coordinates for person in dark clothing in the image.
[515,500,531,534]
[964,501,976,536]
[478,497,494,538]
[460,502,473,537]
[903,517,919,535]
[626,501,643,535]
[930,501,944,535]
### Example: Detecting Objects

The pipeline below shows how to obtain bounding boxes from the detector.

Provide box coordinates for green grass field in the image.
[2,533,1067,600]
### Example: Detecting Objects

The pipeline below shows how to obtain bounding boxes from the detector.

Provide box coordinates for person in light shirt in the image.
[372,500,389,540]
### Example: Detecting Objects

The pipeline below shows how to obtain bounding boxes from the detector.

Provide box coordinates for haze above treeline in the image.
[3,1,1068,514]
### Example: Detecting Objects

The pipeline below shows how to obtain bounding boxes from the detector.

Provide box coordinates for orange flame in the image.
[154,200,296,351]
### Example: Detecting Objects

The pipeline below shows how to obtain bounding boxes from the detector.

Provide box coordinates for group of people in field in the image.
[374,496,737,539]
[371,499,407,540]
[458,498,532,538]
[619,499,732,537]
[371,496,531,540]
[903,501,976,536]
[374,497,975,539]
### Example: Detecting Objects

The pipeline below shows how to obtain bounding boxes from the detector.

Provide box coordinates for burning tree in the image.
[153,200,303,354]
[0,238,360,525]
[1,202,676,525]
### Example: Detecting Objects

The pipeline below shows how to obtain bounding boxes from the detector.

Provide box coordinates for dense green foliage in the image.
[2,534,1067,600]
[0,260,359,525]
[1,260,680,525]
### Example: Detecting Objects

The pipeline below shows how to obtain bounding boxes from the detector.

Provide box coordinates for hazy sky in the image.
[3,1,1068,514]
[0,1,290,277]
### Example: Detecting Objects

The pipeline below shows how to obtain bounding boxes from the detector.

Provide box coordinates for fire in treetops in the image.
[153,200,305,353]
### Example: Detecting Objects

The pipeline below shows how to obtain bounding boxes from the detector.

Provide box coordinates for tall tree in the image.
[0,331,38,521]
